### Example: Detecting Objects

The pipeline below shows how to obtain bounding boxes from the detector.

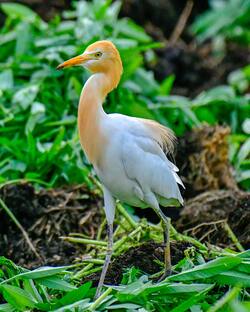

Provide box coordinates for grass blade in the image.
[167,257,241,282]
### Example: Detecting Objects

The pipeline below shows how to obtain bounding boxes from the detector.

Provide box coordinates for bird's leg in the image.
[153,208,172,281]
[161,216,172,279]
[95,222,113,299]
[95,187,115,299]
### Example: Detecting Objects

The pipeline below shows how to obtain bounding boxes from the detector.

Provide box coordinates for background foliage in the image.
[0,0,249,189]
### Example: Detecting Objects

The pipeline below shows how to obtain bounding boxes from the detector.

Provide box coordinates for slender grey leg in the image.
[94,187,115,299]
[95,223,113,299]
[153,208,172,281]
[160,216,172,280]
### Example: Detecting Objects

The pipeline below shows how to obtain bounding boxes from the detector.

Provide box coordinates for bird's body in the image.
[94,113,183,208]
[58,40,184,298]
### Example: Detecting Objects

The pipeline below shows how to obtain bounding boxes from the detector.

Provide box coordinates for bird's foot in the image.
[94,285,103,300]
[158,268,172,283]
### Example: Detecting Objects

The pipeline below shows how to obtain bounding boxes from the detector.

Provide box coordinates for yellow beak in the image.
[57,54,89,70]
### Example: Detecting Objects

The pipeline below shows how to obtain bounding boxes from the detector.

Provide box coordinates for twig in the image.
[224,222,244,252]
[185,220,226,234]
[60,236,107,247]
[44,206,86,213]
[199,228,216,242]
[169,0,194,45]
[0,198,42,261]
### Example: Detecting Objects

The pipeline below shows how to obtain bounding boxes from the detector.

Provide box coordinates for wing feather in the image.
[138,118,176,157]
[121,134,184,207]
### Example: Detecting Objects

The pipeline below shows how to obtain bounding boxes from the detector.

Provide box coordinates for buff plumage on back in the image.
[139,118,176,156]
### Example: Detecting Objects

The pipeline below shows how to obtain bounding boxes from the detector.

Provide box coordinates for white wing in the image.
[120,131,184,208]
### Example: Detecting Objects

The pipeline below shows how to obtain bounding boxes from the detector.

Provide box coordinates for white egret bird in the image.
[57,40,184,298]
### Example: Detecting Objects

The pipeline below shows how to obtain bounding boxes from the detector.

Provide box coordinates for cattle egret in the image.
[57,40,184,298]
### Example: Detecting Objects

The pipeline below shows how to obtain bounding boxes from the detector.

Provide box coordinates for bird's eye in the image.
[94,52,102,58]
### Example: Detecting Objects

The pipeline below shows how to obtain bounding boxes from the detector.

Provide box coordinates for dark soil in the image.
[177,190,250,249]
[84,241,192,286]
[0,183,103,268]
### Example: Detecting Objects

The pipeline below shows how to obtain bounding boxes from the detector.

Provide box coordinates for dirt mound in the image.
[177,190,250,249]
[84,241,192,286]
[0,183,103,268]
[176,125,238,198]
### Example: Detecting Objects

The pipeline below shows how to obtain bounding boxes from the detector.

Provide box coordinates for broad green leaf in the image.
[159,75,175,95]
[207,287,240,312]
[0,31,16,46]
[237,249,250,260]
[167,257,241,282]
[0,70,13,90]
[170,287,212,312]
[12,85,39,110]
[0,284,37,309]
[242,118,250,134]
[23,279,43,303]
[236,262,250,273]
[25,102,45,134]
[1,2,47,29]
[1,266,70,283]
[36,276,76,292]
[1,2,37,19]
[212,271,250,287]
[15,22,32,57]
[142,283,214,296]
[47,298,91,312]
[56,282,92,307]
[0,303,16,312]
[119,19,151,42]
[7,160,26,173]
[108,303,142,310]
[237,138,250,162]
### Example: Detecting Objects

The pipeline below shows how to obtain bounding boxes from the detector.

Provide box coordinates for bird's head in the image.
[57,40,123,77]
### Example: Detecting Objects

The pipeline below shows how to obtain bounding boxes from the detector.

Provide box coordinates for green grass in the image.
[0,219,250,311]
[191,0,250,46]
